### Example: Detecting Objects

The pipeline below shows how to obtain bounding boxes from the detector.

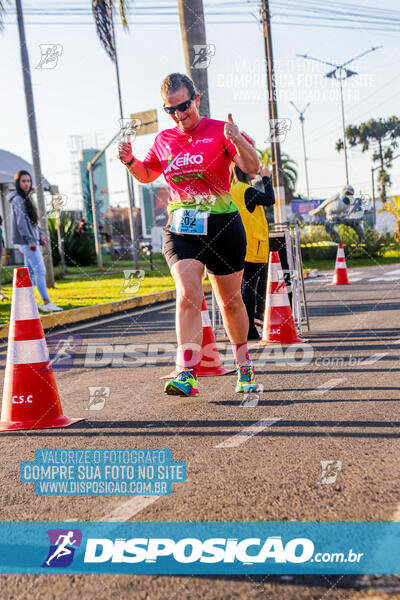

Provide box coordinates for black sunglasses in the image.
[163,92,195,115]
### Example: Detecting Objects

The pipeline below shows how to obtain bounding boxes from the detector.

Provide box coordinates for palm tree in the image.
[379,196,400,241]
[257,147,298,204]
[0,1,7,30]
[92,0,128,61]
[1,0,55,285]
[178,0,211,117]
[92,0,141,268]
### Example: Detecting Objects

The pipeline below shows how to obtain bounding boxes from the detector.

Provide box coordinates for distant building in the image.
[78,148,110,224]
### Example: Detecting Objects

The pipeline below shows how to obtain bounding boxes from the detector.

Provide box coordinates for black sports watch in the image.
[125,156,135,167]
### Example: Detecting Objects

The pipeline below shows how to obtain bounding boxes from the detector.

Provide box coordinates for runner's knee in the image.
[176,286,203,312]
[218,291,243,314]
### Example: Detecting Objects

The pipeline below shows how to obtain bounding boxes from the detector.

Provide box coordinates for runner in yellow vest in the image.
[230,164,275,339]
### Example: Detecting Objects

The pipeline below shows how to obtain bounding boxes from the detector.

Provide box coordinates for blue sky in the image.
[1,0,400,209]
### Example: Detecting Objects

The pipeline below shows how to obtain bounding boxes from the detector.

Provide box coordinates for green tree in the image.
[336,117,400,202]
[257,147,298,204]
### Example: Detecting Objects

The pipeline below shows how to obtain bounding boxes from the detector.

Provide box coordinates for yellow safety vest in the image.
[231,181,269,263]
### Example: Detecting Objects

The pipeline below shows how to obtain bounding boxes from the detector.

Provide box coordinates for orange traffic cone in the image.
[197,297,229,376]
[162,296,230,378]
[260,251,305,345]
[0,268,83,431]
[328,243,350,285]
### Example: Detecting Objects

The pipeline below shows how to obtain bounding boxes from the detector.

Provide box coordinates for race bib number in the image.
[171,208,209,235]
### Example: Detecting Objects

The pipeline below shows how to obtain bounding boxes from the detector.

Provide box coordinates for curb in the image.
[0,282,212,340]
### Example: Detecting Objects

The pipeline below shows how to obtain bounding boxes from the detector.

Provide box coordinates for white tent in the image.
[0,149,50,186]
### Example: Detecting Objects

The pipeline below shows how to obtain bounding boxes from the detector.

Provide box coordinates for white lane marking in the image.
[98,496,161,522]
[368,276,400,282]
[215,419,280,448]
[0,300,177,350]
[310,378,347,396]
[360,352,388,366]
[348,277,363,282]
[305,277,331,283]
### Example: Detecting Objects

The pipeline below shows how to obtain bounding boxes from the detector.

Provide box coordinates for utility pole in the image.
[297,46,383,187]
[16,0,55,287]
[260,0,287,223]
[88,162,103,271]
[87,131,122,272]
[290,101,311,200]
[111,17,139,269]
[178,0,211,117]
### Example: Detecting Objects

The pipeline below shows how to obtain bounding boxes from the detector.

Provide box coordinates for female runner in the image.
[118,73,260,397]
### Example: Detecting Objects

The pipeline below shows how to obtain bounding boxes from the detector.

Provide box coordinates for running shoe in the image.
[235,360,258,393]
[39,301,63,312]
[164,368,199,397]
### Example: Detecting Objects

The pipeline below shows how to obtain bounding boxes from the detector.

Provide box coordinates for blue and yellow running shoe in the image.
[235,360,258,393]
[164,368,199,397]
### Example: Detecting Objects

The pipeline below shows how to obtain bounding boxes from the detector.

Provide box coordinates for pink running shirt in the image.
[143,117,238,214]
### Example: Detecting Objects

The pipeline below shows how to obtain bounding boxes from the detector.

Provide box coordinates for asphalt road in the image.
[0,264,399,599]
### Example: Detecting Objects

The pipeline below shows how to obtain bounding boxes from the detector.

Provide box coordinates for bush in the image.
[299,224,337,261]
[298,223,398,261]
[48,216,96,267]
[337,224,396,259]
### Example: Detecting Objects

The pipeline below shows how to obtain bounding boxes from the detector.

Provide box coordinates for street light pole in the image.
[15,0,55,287]
[338,70,349,185]
[290,101,310,200]
[111,17,139,269]
[371,166,376,227]
[297,46,383,187]
[261,0,287,223]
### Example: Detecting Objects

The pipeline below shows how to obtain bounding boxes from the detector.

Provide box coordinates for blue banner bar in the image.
[0,523,398,574]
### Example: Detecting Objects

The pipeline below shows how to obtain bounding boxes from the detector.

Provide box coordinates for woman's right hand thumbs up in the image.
[117,134,133,165]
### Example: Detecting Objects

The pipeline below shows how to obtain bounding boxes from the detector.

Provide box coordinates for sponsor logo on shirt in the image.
[192,137,214,146]
[164,152,204,174]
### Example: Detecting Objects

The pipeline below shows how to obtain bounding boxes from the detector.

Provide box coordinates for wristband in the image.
[125,157,135,167]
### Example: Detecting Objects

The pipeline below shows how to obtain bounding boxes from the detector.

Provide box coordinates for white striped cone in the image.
[260,251,305,345]
[0,267,83,431]
[328,243,350,285]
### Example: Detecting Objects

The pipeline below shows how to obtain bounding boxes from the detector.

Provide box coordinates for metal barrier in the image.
[210,222,310,336]
[269,222,310,334]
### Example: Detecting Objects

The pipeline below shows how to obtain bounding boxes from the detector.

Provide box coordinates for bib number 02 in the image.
[171,208,209,235]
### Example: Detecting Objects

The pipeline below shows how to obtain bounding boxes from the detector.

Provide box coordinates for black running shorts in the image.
[162,211,246,276]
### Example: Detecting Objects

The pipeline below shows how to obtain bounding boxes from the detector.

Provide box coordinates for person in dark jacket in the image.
[230,163,275,340]
[8,170,62,312]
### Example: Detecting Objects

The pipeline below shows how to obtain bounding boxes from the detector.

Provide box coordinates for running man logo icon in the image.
[240,384,264,407]
[265,118,291,143]
[318,460,342,485]
[118,118,141,143]
[86,386,110,411]
[192,44,216,69]
[120,270,145,294]
[42,529,82,568]
[278,269,298,295]
[36,44,63,69]
[44,334,82,372]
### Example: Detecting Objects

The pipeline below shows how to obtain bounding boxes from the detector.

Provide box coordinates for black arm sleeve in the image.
[243,178,276,213]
